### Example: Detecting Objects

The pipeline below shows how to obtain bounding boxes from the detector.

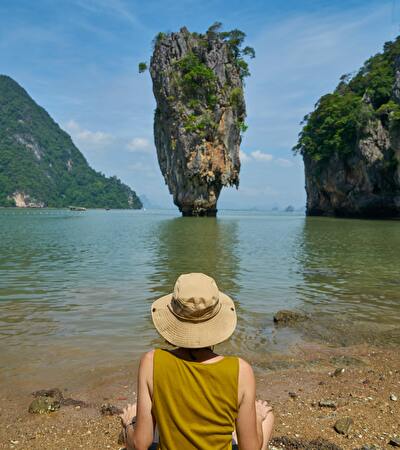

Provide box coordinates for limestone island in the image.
[0,75,142,209]
[295,37,400,218]
[140,23,254,216]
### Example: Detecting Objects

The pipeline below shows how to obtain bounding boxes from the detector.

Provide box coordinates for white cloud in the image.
[65,120,112,146]
[127,137,153,153]
[241,150,294,167]
[240,150,250,163]
[276,158,294,167]
[251,150,273,162]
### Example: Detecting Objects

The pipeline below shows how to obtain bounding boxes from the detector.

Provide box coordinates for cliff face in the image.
[150,27,247,216]
[0,75,142,209]
[304,118,400,217]
[296,38,400,218]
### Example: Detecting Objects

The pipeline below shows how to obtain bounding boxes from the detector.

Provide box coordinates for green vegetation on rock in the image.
[0,75,142,209]
[207,23,255,79]
[294,36,400,162]
[175,52,217,107]
[138,62,148,73]
[142,24,254,136]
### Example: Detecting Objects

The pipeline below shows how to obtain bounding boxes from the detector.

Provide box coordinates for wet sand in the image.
[1,343,399,450]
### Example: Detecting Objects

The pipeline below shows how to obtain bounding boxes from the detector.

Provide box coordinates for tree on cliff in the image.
[294,38,400,163]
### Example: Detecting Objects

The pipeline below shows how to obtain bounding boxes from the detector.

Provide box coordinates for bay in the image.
[0,209,399,388]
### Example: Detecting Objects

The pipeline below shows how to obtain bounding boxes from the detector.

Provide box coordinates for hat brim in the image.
[151,292,237,348]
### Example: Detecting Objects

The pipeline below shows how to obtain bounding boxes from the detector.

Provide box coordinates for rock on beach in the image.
[28,396,60,414]
[334,417,353,435]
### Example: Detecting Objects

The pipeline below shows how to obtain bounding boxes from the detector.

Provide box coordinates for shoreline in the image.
[1,342,399,449]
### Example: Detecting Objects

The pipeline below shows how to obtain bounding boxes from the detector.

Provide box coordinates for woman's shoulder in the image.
[237,357,252,369]
[139,348,172,366]
[139,349,156,369]
[237,357,255,379]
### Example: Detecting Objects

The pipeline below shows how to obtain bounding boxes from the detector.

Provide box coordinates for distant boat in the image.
[69,206,86,211]
[105,208,110,211]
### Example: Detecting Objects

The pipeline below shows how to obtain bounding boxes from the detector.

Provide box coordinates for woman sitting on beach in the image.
[120,273,274,450]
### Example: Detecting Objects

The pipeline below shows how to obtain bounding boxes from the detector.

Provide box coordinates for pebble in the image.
[319,399,337,409]
[389,394,398,401]
[100,403,122,416]
[334,417,353,435]
[288,392,298,399]
[332,368,345,377]
[389,438,400,447]
[28,396,60,414]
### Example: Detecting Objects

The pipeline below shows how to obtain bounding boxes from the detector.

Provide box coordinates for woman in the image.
[120,273,274,450]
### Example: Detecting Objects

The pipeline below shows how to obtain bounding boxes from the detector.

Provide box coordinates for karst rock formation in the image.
[149,26,249,216]
[296,37,400,218]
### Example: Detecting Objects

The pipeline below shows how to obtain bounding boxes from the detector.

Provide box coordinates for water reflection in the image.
[293,217,400,344]
[148,217,240,301]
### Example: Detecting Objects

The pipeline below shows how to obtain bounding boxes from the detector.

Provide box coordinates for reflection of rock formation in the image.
[294,218,400,345]
[148,217,240,299]
[147,216,261,353]
[150,27,246,216]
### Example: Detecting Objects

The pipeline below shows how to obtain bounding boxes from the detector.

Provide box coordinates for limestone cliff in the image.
[149,26,252,216]
[0,75,142,209]
[296,38,400,218]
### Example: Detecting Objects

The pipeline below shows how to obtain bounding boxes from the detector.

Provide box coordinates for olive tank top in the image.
[152,349,239,450]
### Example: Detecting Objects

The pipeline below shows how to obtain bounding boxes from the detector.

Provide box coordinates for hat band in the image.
[167,300,222,323]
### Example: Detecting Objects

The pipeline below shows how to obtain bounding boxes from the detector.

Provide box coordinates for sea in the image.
[0,208,399,391]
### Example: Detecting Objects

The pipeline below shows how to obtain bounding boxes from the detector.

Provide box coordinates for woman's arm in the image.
[125,350,155,450]
[236,358,271,450]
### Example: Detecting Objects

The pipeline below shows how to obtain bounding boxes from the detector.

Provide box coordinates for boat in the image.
[69,206,86,211]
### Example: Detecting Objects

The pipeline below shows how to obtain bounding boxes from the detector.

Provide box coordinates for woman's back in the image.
[152,349,238,450]
[120,274,274,450]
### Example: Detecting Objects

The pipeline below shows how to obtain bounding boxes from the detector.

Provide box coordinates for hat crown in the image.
[171,273,220,321]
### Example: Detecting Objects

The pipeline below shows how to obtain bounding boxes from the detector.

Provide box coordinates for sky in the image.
[1,0,399,209]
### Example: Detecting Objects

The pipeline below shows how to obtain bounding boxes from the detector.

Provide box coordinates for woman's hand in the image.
[120,403,137,428]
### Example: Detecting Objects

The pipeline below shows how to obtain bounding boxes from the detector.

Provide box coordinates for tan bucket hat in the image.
[151,273,237,348]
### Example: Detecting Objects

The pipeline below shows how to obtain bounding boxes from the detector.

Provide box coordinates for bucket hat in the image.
[151,273,237,348]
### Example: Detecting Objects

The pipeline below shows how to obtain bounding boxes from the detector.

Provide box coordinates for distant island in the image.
[0,75,142,209]
[295,37,400,218]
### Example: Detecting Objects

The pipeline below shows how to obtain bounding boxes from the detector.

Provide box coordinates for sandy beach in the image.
[1,342,399,450]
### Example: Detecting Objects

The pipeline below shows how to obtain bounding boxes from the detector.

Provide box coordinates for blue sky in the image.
[1,0,399,209]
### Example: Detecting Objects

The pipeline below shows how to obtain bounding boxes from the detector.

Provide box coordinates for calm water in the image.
[0,209,399,387]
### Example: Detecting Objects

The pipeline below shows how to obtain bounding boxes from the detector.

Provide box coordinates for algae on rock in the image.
[147,25,253,216]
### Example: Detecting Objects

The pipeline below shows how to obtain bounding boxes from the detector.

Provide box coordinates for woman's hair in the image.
[165,340,215,352]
